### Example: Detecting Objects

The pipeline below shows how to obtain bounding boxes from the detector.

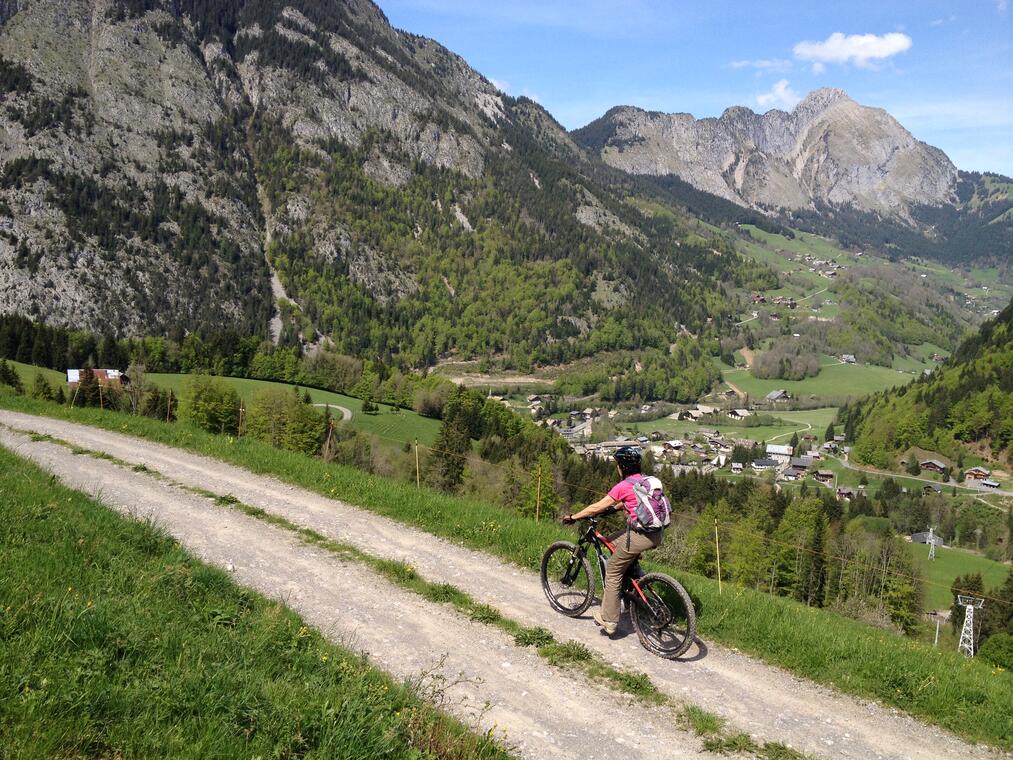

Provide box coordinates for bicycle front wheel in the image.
[630,572,696,659]
[541,541,594,617]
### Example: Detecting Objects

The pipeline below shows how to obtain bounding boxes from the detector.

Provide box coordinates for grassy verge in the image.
[1,392,1011,749]
[0,446,510,759]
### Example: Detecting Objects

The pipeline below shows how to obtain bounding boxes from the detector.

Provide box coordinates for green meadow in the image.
[1,391,1010,750]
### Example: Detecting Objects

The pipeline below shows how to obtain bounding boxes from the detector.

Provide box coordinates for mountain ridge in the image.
[572,87,958,217]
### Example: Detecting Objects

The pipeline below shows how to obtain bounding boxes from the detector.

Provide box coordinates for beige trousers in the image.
[600,528,663,623]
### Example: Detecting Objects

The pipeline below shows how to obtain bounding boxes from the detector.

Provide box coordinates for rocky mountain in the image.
[573,88,958,218]
[0,0,740,363]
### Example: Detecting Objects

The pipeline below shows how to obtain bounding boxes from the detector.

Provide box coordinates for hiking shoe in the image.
[593,609,618,635]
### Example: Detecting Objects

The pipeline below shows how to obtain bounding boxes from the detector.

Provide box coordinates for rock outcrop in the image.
[573,88,958,218]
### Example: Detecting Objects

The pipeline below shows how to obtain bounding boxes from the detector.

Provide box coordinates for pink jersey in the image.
[608,476,644,523]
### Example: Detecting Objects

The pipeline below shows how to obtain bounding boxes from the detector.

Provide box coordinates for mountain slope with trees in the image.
[0,0,749,370]
[842,298,1013,468]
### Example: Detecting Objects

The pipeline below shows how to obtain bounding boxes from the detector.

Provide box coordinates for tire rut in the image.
[0,411,1002,760]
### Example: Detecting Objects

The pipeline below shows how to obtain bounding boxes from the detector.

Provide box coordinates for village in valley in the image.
[513,383,1008,505]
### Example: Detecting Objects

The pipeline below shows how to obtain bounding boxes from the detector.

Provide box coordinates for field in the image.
[2,390,1011,749]
[2,360,441,445]
[0,445,506,759]
[910,542,1010,611]
[721,361,911,401]
[628,407,838,444]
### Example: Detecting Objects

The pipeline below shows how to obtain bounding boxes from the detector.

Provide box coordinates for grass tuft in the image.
[679,704,726,736]
[513,626,555,648]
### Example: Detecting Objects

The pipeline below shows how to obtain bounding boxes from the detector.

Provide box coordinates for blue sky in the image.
[378,0,1013,175]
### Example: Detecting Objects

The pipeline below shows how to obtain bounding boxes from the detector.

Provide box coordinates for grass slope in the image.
[3,360,440,445]
[148,373,441,445]
[911,543,1010,611]
[1,392,1010,749]
[722,362,911,401]
[0,446,508,760]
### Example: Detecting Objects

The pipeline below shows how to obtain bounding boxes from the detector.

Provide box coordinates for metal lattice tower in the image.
[957,595,983,657]
[927,527,936,561]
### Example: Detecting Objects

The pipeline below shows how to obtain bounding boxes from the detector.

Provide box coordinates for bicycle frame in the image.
[566,518,649,605]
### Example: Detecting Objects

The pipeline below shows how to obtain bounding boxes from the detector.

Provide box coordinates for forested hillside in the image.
[0,0,748,371]
[843,299,1013,467]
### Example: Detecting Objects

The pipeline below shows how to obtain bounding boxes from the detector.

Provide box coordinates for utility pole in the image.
[927,526,936,561]
[957,595,983,657]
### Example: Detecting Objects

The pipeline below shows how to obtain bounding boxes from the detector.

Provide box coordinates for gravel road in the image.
[0,411,1003,760]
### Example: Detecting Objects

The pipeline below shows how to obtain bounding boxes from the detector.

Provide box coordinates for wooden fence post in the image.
[414,438,421,488]
[535,466,542,523]
[98,382,104,410]
[166,389,172,423]
[714,519,723,595]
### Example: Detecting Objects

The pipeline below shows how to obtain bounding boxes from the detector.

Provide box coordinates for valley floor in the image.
[0,410,1002,760]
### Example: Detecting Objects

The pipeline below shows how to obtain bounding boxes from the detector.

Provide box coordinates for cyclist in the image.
[561,446,664,635]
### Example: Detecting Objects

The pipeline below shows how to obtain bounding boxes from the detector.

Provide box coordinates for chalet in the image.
[752,458,779,471]
[964,466,991,481]
[923,483,943,496]
[765,389,790,402]
[766,444,793,464]
[696,404,717,415]
[781,470,800,482]
[66,369,123,386]
[731,462,744,474]
[833,434,846,443]
[720,388,739,399]
[981,479,1000,490]
[919,459,947,474]
[911,531,946,547]
[836,487,856,500]
[727,408,752,420]
[751,293,767,304]
[678,409,705,421]
[790,456,813,474]
[814,470,835,484]
[841,354,856,364]
[932,354,946,363]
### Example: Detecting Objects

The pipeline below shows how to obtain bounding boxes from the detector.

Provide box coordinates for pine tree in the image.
[430,412,470,493]
[824,422,835,443]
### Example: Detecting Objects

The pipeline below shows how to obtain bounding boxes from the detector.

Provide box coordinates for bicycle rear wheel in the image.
[541,541,594,616]
[630,572,696,659]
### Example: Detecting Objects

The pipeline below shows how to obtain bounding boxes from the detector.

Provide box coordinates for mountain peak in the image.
[794,87,852,115]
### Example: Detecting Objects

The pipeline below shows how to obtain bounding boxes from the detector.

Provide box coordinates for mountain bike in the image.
[540,517,696,659]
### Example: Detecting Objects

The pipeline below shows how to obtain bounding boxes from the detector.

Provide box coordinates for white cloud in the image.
[488,77,510,93]
[756,79,801,109]
[730,58,792,73]
[793,32,912,68]
[999,0,1008,13]
[812,62,825,74]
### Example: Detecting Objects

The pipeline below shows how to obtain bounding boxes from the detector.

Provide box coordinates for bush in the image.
[979,633,1013,670]
[178,375,240,435]
[246,387,324,456]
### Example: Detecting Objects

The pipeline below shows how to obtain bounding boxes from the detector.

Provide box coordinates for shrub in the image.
[246,387,324,455]
[178,374,240,435]
[979,633,1013,670]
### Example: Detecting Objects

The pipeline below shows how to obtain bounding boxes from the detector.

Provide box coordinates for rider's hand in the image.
[560,514,576,525]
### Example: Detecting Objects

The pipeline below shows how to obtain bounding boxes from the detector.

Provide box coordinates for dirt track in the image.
[0,411,1002,760]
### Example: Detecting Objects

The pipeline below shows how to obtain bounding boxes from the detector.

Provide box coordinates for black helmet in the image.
[613,445,642,475]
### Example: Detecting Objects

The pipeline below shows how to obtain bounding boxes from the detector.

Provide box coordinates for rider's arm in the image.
[568,493,619,521]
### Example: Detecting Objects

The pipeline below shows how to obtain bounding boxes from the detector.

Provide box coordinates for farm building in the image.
[789,456,813,474]
[910,531,947,548]
[751,458,779,471]
[727,409,752,420]
[919,459,947,474]
[814,470,835,484]
[731,462,744,474]
[981,479,1000,489]
[766,444,793,464]
[922,483,943,496]
[765,389,790,402]
[964,466,991,480]
[66,369,123,386]
[836,487,856,500]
